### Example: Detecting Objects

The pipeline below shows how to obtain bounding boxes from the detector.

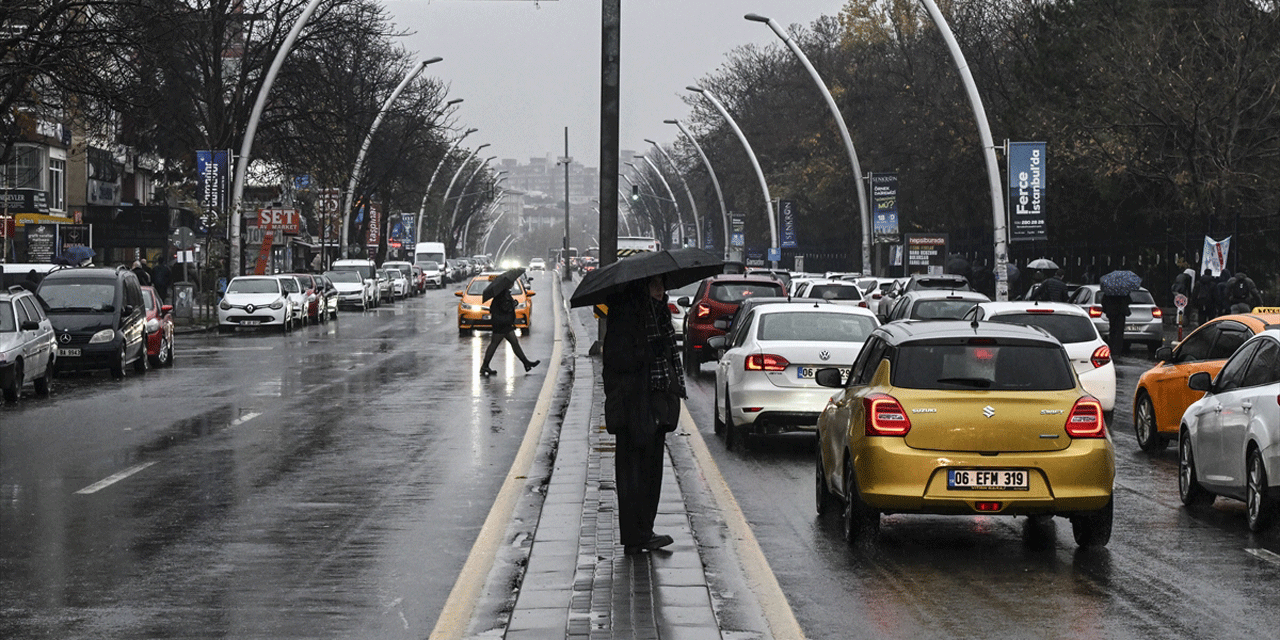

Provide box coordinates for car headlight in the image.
[270,299,285,310]
[517,302,528,309]
[89,328,116,344]
[219,299,232,310]
[146,318,160,333]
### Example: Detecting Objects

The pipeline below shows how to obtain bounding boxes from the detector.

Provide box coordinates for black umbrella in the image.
[570,247,723,308]
[482,268,525,302]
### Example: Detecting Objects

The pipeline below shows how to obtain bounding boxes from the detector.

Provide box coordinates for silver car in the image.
[1069,285,1164,353]
[0,286,57,402]
[1180,329,1280,532]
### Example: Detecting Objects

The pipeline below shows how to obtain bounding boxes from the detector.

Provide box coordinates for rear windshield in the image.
[986,312,1097,344]
[911,299,981,320]
[37,281,116,312]
[226,279,279,294]
[913,277,970,290]
[757,311,878,342]
[806,284,862,300]
[1129,290,1155,305]
[893,341,1075,391]
[710,282,784,303]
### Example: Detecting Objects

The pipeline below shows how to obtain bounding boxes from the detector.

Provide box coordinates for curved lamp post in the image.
[643,139,702,249]
[436,143,489,238]
[746,13,872,275]
[918,0,1009,300]
[341,56,443,258]
[686,85,779,267]
[415,119,472,245]
[635,155,688,247]
[450,155,495,253]
[229,0,325,276]
[664,119,729,258]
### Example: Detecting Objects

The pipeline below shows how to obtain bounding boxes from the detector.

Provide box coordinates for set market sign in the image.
[256,207,301,233]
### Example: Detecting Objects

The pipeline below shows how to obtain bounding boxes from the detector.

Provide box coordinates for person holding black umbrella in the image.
[479,269,539,377]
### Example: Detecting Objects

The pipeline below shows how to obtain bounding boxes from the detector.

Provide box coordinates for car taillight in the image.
[745,353,789,372]
[1087,306,1103,318]
[1090,345,1111,368]
[858,301,867,308]
[1064,397,1105,438]
[863,394,911,436]
[1026,308,1053,314]
[695,302,712,318]
[668,302,679,315]
[1152,307,1163,318]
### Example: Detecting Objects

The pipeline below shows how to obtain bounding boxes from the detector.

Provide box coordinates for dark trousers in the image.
[1106,314,1126,354]
[615,431,665,547]
[482,329,529,368]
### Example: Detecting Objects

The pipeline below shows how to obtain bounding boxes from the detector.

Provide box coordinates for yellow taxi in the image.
[1132,310,1280,452]
[455,272,535,335]
[815,320,1115,547]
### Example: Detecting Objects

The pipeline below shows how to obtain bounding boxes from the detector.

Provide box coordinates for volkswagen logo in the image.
[245,304,255,314]
[819,350,830,361]
[60,333,72,344]
[983,405,995,418]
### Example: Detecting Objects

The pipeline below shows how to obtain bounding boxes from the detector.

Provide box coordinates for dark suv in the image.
[36,267,149,379]
[678,274,786,375]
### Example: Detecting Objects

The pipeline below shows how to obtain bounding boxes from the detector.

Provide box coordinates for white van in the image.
[414,242,447,270]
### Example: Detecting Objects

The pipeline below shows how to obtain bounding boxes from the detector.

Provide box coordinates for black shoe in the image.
[625,534,673,555]
[480,367,496,377]
[524,360,541,372]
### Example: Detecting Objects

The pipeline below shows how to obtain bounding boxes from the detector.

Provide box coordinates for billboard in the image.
[870,173,899,240]
[778,199,798,248]
[1007,142,1047,242]
[905,234,948,275]
[196,150,228,229]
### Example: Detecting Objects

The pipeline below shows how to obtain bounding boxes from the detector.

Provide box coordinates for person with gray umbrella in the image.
[479,269,539,377]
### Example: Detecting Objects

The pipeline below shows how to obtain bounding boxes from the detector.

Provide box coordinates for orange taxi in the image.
[1132,309,1280,451]
[455,272,535,336]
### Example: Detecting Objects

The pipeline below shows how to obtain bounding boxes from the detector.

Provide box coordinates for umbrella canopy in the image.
[57,246,95,265]
[1099,270,1142,296]
[482,268,525,302]
[1027,258,1059,270]
[570,247,723,308]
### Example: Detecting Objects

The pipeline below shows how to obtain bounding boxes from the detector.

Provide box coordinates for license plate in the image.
[241,320,261,326]
[798,366,849,379]
[1125,324,1142,332]
[57,348,81,357]
[948,469,1029,491]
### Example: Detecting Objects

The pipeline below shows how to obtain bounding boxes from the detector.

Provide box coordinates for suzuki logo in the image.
[983,406,995,418]
[819,350,830,361]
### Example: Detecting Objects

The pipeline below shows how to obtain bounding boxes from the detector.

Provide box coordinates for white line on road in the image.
[75,462,157,495]
[1246,548,1280,565]
[230,412,262,427]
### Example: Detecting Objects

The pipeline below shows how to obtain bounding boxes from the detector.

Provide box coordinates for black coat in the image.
[489,291,517,333]
[603,288,679,449]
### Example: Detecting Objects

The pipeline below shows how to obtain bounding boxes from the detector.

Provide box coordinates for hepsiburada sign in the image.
[1007,142,1046,242]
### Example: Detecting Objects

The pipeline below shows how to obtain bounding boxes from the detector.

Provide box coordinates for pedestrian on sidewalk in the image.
[1195,269,1217,324]
[1101,292,1131,355]
[479,280,539,376]
[1226,268,1263,314]
[1032,269,1068,302]
[152,256,172,302]
[603,275,685,555]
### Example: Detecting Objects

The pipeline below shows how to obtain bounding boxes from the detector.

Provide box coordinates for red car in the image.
[678,274,786,375]
[287,273,327,324]
[141,286,175,367]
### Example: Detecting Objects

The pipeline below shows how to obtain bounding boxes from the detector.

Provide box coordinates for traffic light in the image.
[631,185,639,200]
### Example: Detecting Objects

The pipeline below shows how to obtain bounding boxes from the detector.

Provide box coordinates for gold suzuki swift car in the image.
[815,320,1115,547]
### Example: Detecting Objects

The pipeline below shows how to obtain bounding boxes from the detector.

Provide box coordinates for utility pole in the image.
[560,127,572,281]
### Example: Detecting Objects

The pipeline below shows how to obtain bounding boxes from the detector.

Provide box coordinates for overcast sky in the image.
[383,0,848,165]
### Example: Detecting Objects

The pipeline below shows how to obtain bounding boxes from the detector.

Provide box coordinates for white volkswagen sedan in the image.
[218,276,294,333]
[709,302,880,450]
[964,301,1117,412]
[1180,329,1280,532]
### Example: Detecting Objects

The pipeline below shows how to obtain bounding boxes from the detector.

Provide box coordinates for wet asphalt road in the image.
[684,348,1280,639]
[0,281,558,640]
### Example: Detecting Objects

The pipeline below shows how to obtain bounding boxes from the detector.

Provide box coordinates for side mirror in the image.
[713,318,731,331]
[706,335,726,350]
[1187,371,1213,392]
[815,368,844,388]
[676,296,691,307]
[21,320,40,331]
[161,305,173,314]
[526,291,536,297]
[1154,346,1173,363]
[455,290,464,297]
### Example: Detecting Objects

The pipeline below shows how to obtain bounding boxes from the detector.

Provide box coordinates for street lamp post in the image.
[665,119,729,258]
[341,56,443,259]
[644,138,702,249]
[450,155,495,254]
[436,143,489,239]
[686,85,779,268]
[635,155,687,247]
[745,13,872,275]
[415,120,472,245]
[623,162,679,246]
[229,0,325,277]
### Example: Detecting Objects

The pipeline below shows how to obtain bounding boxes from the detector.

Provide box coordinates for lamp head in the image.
[663,119,678,125]
[423,56,444,66]
[744,13,770,23]
[476,143,490,150]
[686,85,704,93]
[447,98,464,106]
[643,138,657,146]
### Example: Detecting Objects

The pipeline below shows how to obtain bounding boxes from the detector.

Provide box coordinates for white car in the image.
[965,301,1117,411]
[668,280,701,342]
[1180,329,1280,532]
[325,270,373,310]
[529,258,546,272]
[218,276,294,332]
[385,267,410,299]
[274,275,307,328]
[791,278,868,308]
[419,260,444,289]
[383,261,415,296]
[709,303,881,450]
[1,286,57,402]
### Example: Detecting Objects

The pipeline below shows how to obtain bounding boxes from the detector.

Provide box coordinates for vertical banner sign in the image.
[1007,142,1047,242]
[870,173,899,240]
[399,213,415,252]
[904,234,948,275]
[365,202,381,248]
[703,216,714,251]
[196,150,228,230]
[1200,235,1231,276]
[778,199,798,248]
[729,213,745,247]
[318,188,341,243]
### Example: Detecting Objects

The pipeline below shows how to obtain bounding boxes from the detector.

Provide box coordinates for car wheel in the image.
[1179,432,1214,506]
[1246,448,1276,533]
[842,460,879,544]
[816,440,835,516]
[1134,392,1165,452]
[164,338,175,367]
[34,357,53,395]
[459,327,472,337]
[1070,498,1114,547]
[110,347,126,380]
[133,346,149,373]
[713,386,725,435]
[2,361,21,401]
[723,392,737,451]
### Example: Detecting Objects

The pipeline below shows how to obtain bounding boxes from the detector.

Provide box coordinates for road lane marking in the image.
[1246,548,1280,565]
[230,412,261,427]
[75,462,157,495]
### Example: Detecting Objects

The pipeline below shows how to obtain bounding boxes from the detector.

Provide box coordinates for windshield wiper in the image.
[936,377,993,388]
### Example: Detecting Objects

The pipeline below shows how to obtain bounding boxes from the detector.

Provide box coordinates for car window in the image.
[14,298,32,325]
[279,278,300,293]
[1129,290,1156,305]
[731,310,756,348]
[709,282,784,303]
[0,301,14,332]
[18,295,43,323]
[893,341,1075,391]
[1070,287,1092,304]
[1215,341,1259,392]
[226,279,279,294]
[757,311,878,342]
[805,284,862,301]
[325,271,361,283]
[1241,339,1280,388]
[850,337,889,385]
[1209,327,1250,360]
[986,312,1097,343]
[143,290,157,312]
[1175,324,1218,362]
[38,282,117,312]
[910,300,980,320]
